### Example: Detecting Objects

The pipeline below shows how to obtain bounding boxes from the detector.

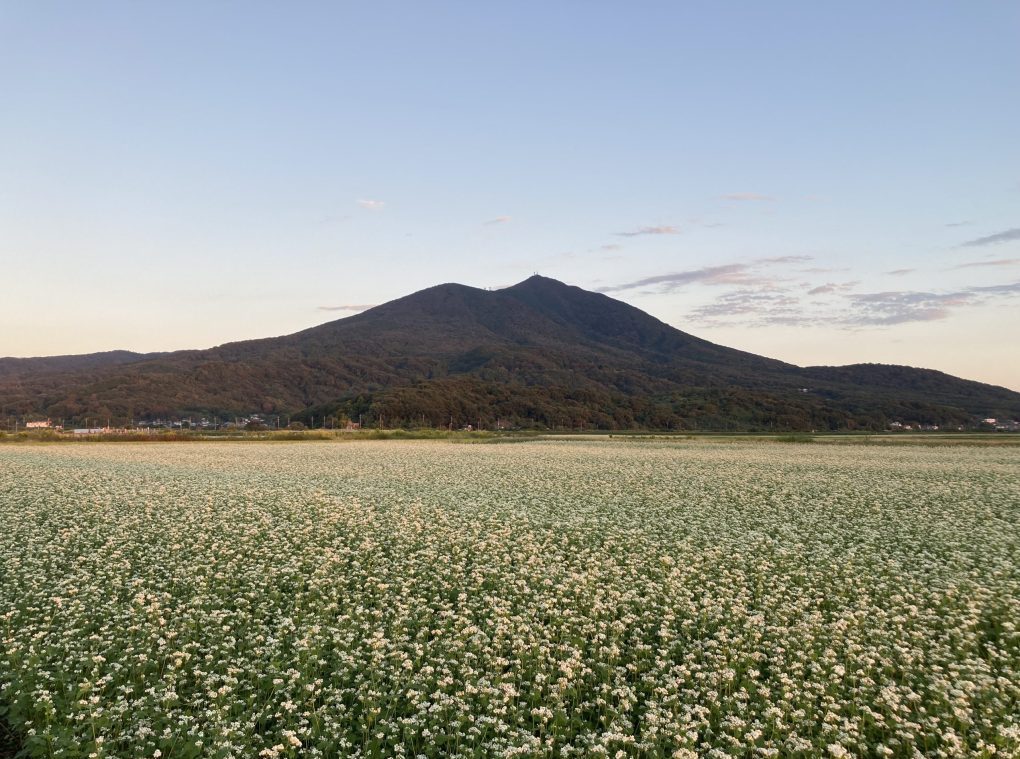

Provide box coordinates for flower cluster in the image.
[0,440,1018,757]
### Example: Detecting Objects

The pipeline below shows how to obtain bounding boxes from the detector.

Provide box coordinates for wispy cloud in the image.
[690,290,802,323]
[800,266,850,274]
[602,244,1018,330]
[945,220,972,227]
[683,269,1020,329]
[835,282,1018,327]
[844,291,970,325]
[597,264,752,293]
[954,258,1020,268]
[318,304,377,312]
[597,256,810,294]
[484,215,512,225]
[969,281,1020,295]
[357,199,385,210]
[614,225,681,238]
[600,243,622,251]
[721,192,774,202]
[959,227,1020,247]
[807,281,857,296]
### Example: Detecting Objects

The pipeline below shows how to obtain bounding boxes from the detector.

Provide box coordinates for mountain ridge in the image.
[2,276,1018,430]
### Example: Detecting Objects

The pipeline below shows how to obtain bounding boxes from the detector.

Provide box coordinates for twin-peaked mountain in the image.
[2,276,1018,430]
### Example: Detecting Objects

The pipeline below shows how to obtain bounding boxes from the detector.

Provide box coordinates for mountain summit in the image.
[2,277,1018,430]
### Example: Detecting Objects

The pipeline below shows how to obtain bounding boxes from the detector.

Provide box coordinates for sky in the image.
[2,2,1019,389]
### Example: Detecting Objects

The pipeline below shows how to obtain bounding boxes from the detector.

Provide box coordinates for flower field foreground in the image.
[1,440,1018,759]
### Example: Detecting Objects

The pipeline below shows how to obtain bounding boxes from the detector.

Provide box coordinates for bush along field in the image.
[0,440,1018,758]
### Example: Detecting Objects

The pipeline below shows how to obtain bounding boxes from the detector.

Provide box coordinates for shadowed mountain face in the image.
[2,276,1018,430]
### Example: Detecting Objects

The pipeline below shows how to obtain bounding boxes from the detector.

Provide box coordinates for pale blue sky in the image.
[2,2,1019,388]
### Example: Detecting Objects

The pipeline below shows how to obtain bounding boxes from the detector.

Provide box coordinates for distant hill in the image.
[2,276,1018,431]
[0,350,160,379]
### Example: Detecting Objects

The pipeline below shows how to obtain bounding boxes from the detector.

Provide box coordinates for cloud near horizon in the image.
[954,258,1020,269]
[958,227,1020,247]
[689,280,1020,329]
[357,199,385,210]
[760,255,813,265]
[317,304,377,312]
[807,281,858,296]
[799,266,850,274]
[597,264,760,293]
[843,291,971,326]
[968,281,1020,295]
[598,256,811,294]
[840,283,1019,325]
[600,251,1019,331]
[484,215,512,225]
[689,290,803,324]
[614,225,681,237]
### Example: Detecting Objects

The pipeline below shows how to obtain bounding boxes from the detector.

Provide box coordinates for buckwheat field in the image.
[1,440,1018,759]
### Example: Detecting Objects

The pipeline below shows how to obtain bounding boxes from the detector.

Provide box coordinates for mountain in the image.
[2,276,1018,431]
